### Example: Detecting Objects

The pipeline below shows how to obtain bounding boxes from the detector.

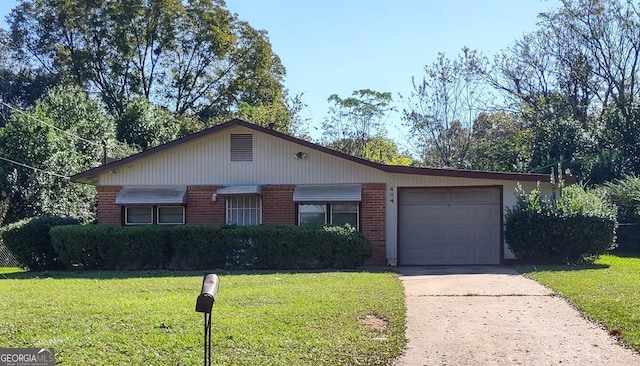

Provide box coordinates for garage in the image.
[398,187,502,265]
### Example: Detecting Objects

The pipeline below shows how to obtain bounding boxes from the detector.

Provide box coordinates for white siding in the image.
[99,126,387,186]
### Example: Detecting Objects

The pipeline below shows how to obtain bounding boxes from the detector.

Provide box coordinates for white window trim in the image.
[157,206,186,225]
[225,195,263,226]
[125,206,153,225]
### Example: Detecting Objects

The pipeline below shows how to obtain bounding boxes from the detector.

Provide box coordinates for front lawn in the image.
[520,255,640,351]
[0,269,405,365]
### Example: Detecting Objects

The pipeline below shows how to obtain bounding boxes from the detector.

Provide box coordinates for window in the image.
[124,205,185,225]
[331,203,359,227]
[230,134,253,161]
[297,202,359,229]
[125,206,153,225]
[157,206,185,225]
[226,195,262,226]
[298,204,326,225]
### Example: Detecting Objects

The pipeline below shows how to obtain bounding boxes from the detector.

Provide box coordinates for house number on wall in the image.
[389,186,395,203]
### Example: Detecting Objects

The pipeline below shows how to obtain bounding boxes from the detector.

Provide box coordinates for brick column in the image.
[361,183,386,266]
[97,186,122,226]
[262,185,295,225]
[186,186,225,225]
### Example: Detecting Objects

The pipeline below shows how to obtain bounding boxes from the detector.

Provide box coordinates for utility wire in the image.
[529,157,574,173]
[1,101,101,147]
[0,156,70,179]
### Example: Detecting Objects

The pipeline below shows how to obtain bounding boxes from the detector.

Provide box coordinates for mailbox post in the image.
[196,274,219,366]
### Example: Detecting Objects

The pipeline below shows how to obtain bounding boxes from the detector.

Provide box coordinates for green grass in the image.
[520,254,640,351]
[0,270,406,365]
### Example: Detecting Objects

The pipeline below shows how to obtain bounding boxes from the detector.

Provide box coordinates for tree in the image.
[116,97,182,150]
[7,0,288,125]
[322,89,393,158]
[467,112,532,172]
[402,49,488,168]
[363,137,414,166]
[0,85,127,223]
[480,0,640,182]
[0,29,59,126]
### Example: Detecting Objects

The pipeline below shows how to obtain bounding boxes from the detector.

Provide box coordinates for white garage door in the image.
[398,187,501,265]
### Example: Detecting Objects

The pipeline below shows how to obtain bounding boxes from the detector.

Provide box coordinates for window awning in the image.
[293,185,362,202]
[115,186,187,205]
[216,185,262,195]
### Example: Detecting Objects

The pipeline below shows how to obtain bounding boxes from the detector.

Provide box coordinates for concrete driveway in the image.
[393,266,640,366]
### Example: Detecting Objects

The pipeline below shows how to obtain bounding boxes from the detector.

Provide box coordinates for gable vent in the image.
[230,134,253,161]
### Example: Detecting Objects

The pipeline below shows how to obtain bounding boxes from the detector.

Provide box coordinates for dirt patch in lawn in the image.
[361,314,387,331]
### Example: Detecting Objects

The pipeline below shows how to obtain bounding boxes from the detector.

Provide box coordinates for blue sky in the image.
[0,0,559,144]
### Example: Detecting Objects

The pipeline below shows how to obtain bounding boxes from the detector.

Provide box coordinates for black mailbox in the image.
[196,274,219,313]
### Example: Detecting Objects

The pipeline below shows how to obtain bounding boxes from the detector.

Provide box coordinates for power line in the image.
[1,101,100,147]
[0,156,70,179]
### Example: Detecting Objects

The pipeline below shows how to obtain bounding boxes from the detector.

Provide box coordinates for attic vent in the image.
[230,134,253,161]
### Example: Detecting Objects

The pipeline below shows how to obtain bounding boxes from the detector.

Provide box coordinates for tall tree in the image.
[402,49,488,168]
[7,0,288,124]
[467,112,532,172]
[480,0,640,182]
[0,85,128,223]
[322,89,394,158]
[0,29,58,126]
[116,97,182,150]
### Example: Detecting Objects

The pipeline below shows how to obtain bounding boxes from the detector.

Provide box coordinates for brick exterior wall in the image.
[361,183,387,266]
[97,186,122,226]
[262,185,295,225]
[95,183,388,266]
[185,186,225,225]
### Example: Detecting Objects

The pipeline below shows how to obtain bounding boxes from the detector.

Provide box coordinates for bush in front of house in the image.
[52,225,172,270]
[505,184,617,264]
[1,216,81,270]
[51,224,372,270]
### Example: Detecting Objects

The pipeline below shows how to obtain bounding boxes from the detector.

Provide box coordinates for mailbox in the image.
[196,274,219,366]
[196,274,219,313]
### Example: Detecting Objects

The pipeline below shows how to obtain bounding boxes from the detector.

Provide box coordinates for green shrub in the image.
[505,185,617,264]
[1,216,81,270]
[51,224,372,270]
[603,175,640,223]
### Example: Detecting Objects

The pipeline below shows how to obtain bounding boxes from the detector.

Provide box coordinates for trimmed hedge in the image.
[505,185,617,264]
[51,224,372,270]
[1,216,81,270]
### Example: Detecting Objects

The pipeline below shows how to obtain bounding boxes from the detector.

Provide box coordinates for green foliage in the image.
[602,175,640,223]
[529,117,592,177]
[0,216,80,270]
[8,0,288,124]
[0,192,8,226]
[505,185,617,264]
[51,224,372,270]
[403,48,487,168]
[468,112,532,172]
[116,98,182,150]
[0,85,122,223]
[322,89,394,159]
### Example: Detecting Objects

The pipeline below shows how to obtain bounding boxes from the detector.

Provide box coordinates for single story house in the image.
[71,118,560,266]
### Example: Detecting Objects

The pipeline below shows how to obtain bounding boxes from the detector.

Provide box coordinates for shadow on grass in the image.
[609,250,640,259]
[0,267,396,280]
[516,262,610,274]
